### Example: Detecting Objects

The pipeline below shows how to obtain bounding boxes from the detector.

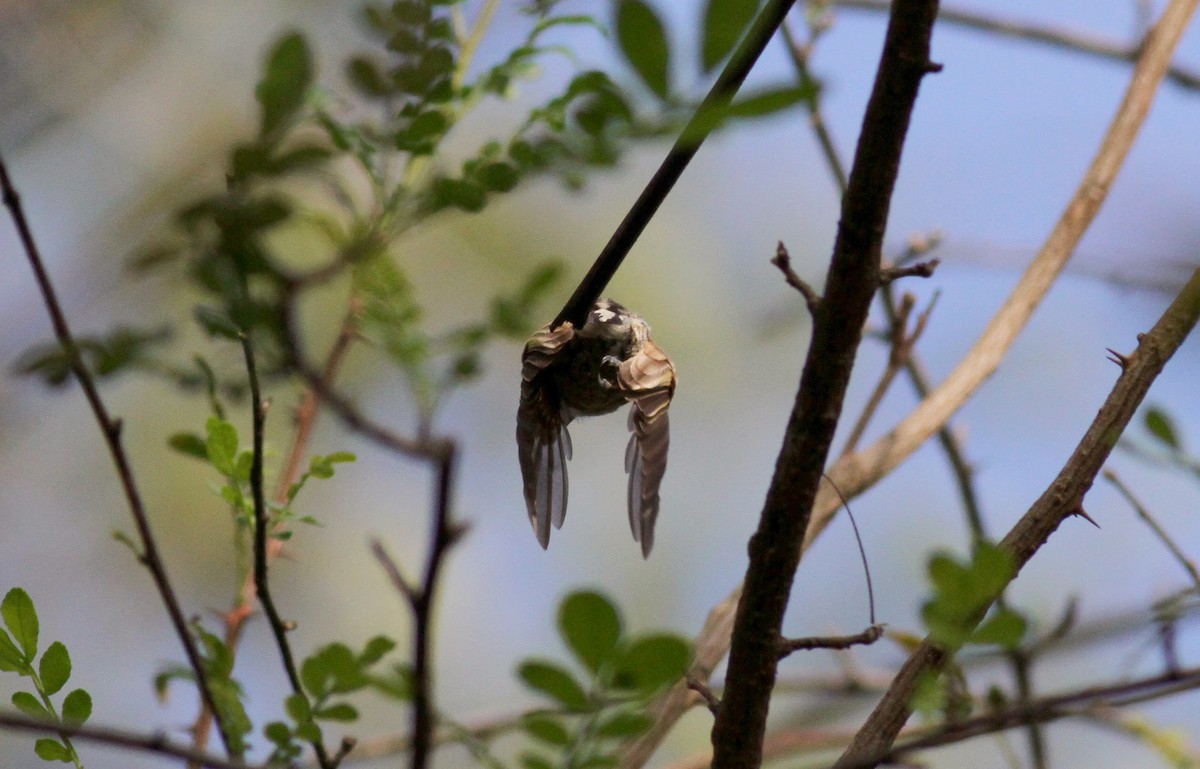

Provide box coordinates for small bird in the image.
[516,299,675,557]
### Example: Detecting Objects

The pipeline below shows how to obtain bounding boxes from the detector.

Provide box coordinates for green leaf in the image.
[12,691,51,719]
[0,628,27,672]
[286,692,313,722]
[970,607,1028,649]
[520,752,557,769]
[577,756,619,769]
[206,417,240,476]
[702,0,758,71]
[613,634,690,693]
[517,660,589,710]
[314,702,359,722]
[558,591,623,673]
[522,713,571,746]
[728,84,812,119]
[615,0,670,99]
[595,710,653,738]
[1145,406,1181,450]
[34,738,73,762]
[2,588,39,660]
[39,641,71,695]
[168,432,209,460]
[359,635,396,666]
[62,688,92,727]
[194,305,243,340]
[257,32,314,140]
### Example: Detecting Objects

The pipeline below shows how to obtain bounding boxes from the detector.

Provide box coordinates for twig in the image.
[685,675,722,715]
[241,334,334,768]
[840,292,916,454]
[372,443,462,769]
[880,258,939,283]
[833,265,1200,768]
[771,241,822,313]
[0,712,257,769]
[833,0,1200,91]
[777,625,885,658]
[0,154,238,757]
[1104,469,1200,593]
[708,3,941,767]
[554,0,799,328]
[781,18,849,192]
[192,306,360,755]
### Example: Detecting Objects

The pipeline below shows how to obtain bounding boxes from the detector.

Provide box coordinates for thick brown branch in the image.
[708,3,941,767]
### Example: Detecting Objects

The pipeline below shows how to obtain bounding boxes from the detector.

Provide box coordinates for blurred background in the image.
[1,1,1199,767]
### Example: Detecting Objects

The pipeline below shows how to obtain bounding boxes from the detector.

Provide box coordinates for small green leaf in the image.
[62,688,92,727]
[168,432,209,460]
[257,32,314,140]
[728,85,812,119]
[577,755,619,769]
[34,738,73,762]
[12,691,51,719]
[613,634,690,693]
[206,417,240,476]
[517,660,589,710]
[522,713,571,746]
[971,607,1028,649]
[194,305,243,340]
[314,702,359,722]
[359,635,396,666]
[0,628,27,672]
[1,588,39,660]
[615,0,671,99]
[286,692,313,722]
[520,752,557,769]
[558,590,622,673]
[1145,407,1181,450]
[595,710,653,737]
[39,641,71,695]
[702,0,758,71]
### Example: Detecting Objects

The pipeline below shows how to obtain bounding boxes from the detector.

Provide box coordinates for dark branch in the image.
[709,3,941,767]
[242,334,335,768]
[777,624,885,659]
[771,241,822,313]
[0,154,238,757]
[880,257,940,284]
[554,0,800,328]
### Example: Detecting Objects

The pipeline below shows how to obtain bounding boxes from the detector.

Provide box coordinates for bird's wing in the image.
[516,322,575,548]
[618,339,675,558]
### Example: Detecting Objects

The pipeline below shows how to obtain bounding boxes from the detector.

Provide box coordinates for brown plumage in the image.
[516,299,675,557]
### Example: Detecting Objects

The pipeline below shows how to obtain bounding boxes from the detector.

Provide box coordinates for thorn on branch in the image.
[1105,347,1133,369]
[880,257,940,285]
[686,673,722,715]
[772,241,821,314]
[777,624,886,660]
[924,59,945,74]
[1070,506,1101,529]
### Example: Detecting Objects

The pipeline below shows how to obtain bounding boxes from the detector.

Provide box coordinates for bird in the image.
[516,298,675,557]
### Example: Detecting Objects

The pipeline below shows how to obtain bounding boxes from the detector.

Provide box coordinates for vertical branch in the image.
[708,3,941,768]
[0,155,237,757]
[371,441,460,769]
[241,334,333,769]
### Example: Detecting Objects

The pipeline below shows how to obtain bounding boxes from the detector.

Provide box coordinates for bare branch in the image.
[0,154,238,757]
[777,624,885,659]
[1104,469,1200,593]
[834,0,1200,90]
[771,241,822,313]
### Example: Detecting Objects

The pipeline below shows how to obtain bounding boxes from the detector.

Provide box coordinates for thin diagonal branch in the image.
[834,0,1200,90]
[242,334,334,768]
[554,0,799,328]
[0,154,237,757]
[833,264,1200,768]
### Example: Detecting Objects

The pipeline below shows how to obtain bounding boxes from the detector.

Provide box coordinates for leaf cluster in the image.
[0,589,92,766]
[921,541,1028,651]
[515,590,690,769]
